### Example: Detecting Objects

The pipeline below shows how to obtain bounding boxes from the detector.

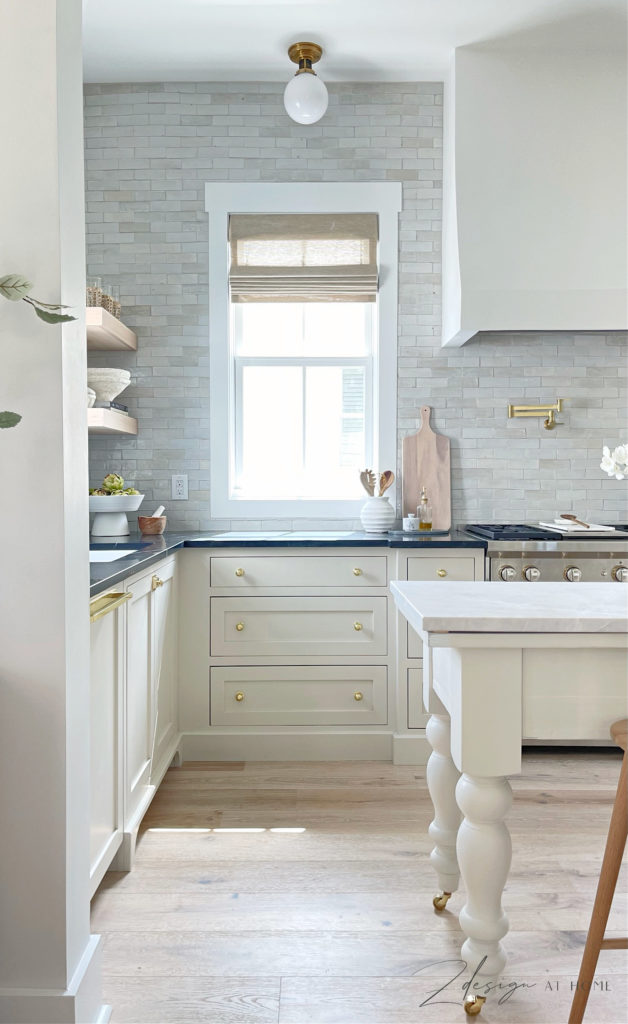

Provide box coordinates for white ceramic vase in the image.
[360,496,395,533]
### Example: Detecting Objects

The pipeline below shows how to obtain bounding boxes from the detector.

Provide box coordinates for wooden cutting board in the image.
[402,406,451,530]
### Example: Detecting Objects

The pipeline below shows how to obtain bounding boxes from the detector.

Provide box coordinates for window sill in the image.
[211,496,375,520]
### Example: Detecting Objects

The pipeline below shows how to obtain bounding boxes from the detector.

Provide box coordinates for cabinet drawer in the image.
[407,555,477,582]
[210,666,388,726]
[408,668,427,729]
[210,597,388,657]
[210,555,387,589]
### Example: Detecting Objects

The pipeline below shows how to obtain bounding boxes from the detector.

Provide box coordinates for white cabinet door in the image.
[89,590,126,897]
[124,572,154,829]
[151,559,178,779]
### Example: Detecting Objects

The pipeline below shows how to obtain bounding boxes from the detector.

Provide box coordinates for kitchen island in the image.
[390,581,628,1016]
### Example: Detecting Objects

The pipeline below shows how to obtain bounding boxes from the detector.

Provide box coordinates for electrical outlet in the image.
[171,474,188,500]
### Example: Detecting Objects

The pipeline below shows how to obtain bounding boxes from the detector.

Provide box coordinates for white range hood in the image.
[442,34,627,347]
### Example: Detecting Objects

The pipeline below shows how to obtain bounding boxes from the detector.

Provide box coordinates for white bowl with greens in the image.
[89,474,144,536]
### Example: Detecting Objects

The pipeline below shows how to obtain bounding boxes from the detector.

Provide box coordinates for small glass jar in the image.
[101,285,115,315]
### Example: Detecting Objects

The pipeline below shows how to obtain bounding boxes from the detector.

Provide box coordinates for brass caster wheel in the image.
[432,891,452,911]
[464,995,486,1016]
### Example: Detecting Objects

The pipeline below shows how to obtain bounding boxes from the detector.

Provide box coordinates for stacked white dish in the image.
[89,493,144,536]
[87,368,131,403]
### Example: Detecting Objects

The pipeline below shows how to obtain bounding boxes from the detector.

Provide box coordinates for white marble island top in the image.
[390,581,628,634]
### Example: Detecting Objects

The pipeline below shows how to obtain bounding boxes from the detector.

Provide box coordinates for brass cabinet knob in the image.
[151,575,164,590]
[353,567,362,576]
[353,621,363,631]
[354,691,363,701]
[235,568,245,577]
[235,622,245,631]
[437,569,447,578]
[234,691,245,702]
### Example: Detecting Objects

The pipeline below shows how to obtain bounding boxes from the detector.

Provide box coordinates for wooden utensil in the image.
[560,513,590,528]
[378,470,394,496]
[402,406,451,530]
[359,469,376,496]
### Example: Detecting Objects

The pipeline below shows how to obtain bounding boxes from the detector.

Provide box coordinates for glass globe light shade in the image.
[283,72,328,125]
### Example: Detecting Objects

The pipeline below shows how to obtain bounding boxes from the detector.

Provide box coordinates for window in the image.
[233,302,374,499]
[206,183,401,520]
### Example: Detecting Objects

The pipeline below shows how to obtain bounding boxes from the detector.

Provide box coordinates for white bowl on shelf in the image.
[89,493,144,536]
[87,368,131,403]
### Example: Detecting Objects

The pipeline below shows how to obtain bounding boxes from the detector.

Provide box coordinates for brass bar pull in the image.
[235,568,245,577]
[353,621,363,631]
[235,622,245,631]
[234,691,245,702]
[89,591,132,623]
[353,567,362,576]
[353,691,363,701]
[437,569,447,578]
[151,575,164,590]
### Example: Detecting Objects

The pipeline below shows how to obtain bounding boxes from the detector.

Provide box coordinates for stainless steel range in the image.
[464,524,628,583]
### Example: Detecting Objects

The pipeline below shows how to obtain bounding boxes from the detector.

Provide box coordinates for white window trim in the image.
[205,182,401,520]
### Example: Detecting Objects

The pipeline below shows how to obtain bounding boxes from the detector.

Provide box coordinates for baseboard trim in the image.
[392,732,430,765]
[0,934,104,1024]
[181,730,394,761]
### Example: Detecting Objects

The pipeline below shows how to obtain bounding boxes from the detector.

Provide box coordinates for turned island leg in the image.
[456,772,513,1016]
[426,713,462,911]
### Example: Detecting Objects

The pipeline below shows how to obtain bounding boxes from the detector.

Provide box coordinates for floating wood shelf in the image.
[88,408,138,435]
[86,308,137,351]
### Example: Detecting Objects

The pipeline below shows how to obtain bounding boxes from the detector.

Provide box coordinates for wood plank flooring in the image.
[92,753,627,1023]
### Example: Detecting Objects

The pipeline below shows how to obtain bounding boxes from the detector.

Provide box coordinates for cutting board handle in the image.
[420,405,432,432]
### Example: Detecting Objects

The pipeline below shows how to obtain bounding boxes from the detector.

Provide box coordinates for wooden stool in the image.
[568,719,628,1024]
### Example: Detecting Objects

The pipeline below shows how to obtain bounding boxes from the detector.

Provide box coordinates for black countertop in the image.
[90,529,486,596]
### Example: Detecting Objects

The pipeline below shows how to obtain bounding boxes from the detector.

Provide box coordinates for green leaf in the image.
[0,274,33,301]
[0,411,22,429]
[33,306,77,324]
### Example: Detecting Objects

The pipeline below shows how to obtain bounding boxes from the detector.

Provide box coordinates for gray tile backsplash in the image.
[85,82,627,530]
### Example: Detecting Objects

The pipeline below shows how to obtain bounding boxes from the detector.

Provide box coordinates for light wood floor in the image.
[92,752,627,1024]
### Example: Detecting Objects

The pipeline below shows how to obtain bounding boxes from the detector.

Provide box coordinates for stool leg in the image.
[568,752,627,1024]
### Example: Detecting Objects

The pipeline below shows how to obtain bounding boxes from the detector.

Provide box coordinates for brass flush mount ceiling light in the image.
[283,41,329,125]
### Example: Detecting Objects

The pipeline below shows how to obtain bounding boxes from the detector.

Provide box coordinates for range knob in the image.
[564,566,582,582]
[612,565,628,582]
[499,565,517,581]
[523,565,541,582]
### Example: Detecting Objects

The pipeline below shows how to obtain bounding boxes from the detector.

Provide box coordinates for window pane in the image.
[235,304,301,357]
[234,303,371,357]
[238,366,302,497]
[303,304,370,356]
[305,366,366,499]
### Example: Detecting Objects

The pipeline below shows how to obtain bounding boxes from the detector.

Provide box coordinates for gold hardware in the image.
[235,622,245,631]
[353,567,362,576]
[151,574,164,590]
[353,621,363,631]
[235,568,245,577]
[288,41,323,71]
[89,591,132,623]
[432,891,452,912]
[464,995,486,1016]
[353,691,363,701]
[437,568,447,578]
[234,691,245,702]
[507,399,563,430]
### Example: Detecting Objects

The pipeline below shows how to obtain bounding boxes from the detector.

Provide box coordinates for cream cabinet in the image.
[176,544,484,766]
[89,554,179,892]
[88,590,128,897]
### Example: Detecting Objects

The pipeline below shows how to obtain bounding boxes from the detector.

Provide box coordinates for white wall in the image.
[443,42,627,345]
[0,2,104,1020]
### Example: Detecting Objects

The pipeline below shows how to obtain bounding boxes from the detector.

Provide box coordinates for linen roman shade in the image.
[229,213,379,302]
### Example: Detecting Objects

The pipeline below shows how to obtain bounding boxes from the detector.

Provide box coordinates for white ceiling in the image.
[83,0,626,83]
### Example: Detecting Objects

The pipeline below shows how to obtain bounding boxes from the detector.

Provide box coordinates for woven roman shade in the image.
[229,213,379,302]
